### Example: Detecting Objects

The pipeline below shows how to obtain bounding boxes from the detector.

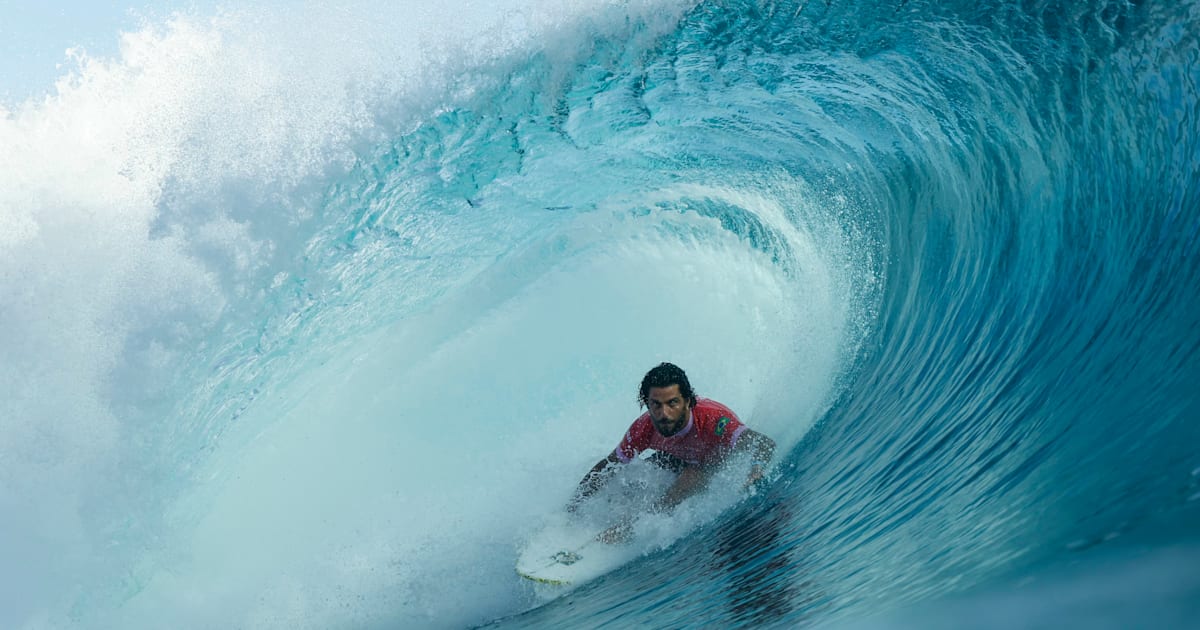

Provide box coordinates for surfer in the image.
[567,362,776,541]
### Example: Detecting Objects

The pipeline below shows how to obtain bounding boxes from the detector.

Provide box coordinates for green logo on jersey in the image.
[715,416,730,437]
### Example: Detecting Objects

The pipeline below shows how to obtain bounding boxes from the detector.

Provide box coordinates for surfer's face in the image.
[647,385,691,437]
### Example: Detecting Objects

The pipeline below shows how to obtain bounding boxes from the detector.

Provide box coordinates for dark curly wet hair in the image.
[638,362,697,408]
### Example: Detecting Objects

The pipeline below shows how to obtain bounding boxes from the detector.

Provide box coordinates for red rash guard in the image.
[614,398,747,467]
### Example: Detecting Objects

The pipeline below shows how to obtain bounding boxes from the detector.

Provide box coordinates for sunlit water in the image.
[3,1,1199,628]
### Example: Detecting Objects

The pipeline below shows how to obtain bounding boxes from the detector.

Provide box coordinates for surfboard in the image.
[515,519,642,586]
[518,457,677,585]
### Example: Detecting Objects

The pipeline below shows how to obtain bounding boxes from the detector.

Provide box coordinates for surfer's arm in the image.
[734,428,776,485]
[568,452,621,512]
[649,429,777,511]
[653,464,713,512]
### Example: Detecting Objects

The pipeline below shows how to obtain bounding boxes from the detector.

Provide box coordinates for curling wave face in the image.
[2,0,1199,628]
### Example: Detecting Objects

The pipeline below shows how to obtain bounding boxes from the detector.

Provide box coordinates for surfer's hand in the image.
[596,521,633,544]
[743,465,765,490]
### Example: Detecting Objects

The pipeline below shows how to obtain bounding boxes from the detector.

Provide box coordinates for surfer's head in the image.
[639,362,697,409]
[639,363,697,437]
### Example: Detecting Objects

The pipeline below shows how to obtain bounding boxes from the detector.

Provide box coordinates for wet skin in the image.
[646,384,691,437]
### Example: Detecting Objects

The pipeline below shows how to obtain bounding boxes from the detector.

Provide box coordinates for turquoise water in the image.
[2,1,1198,628]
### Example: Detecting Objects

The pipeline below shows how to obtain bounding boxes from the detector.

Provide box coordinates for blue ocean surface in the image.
[2,1,1198,628]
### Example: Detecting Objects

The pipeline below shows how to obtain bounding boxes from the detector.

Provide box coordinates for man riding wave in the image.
[568,362,776,542]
